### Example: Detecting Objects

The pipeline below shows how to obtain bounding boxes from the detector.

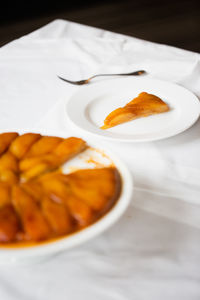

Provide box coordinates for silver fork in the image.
[57,70,146,85]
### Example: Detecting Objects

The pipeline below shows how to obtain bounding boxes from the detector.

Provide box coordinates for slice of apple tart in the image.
[101,92,169,129]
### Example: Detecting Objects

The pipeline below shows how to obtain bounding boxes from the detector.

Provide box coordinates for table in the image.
[0,19,200,300]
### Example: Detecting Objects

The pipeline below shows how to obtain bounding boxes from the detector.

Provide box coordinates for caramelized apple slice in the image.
[62,168,121,211]
[9,133,41,159]
[0,205,19,242]
[25,136,63,158]
[0,132,18,156]
[21,163,53,181]
[38,175,71,200]
[0,182,11,208]
[101,92,169,129]
[101,108,136,130]
[0,170,18,184]
[39,176,93,226]
[20,155,54,172]
[20,154,61,181]
[12,186,50,241]
[0,151,19,184]
[53,137,87,163]
[65,196,93,227]
[41,196,72,235]
[21,183,73,235]
[20,137,87,180]
[22,181,43,202]
[0,151,18,173]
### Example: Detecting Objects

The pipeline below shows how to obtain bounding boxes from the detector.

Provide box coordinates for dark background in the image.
[0,0,199,52]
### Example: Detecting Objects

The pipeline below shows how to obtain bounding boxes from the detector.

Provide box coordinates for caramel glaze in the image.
[0,132,121,248]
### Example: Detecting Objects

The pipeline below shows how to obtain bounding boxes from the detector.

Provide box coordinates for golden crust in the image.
[0,132,19,155]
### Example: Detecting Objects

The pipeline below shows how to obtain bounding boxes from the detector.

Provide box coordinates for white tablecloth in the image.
[0,19,200,300]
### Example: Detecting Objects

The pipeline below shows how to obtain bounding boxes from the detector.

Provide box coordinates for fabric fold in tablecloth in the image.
[0,19,200,300]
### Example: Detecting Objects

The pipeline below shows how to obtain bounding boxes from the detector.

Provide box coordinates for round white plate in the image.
[66,77,200,142]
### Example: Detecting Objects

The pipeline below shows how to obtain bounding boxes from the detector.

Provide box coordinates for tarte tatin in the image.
[0,133,121,246]
[101,92,169,129]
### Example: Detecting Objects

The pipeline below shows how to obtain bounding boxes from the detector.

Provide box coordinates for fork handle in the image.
[89,70,146,80]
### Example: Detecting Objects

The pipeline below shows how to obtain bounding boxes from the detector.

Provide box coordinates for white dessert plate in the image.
[66,77,200,142]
